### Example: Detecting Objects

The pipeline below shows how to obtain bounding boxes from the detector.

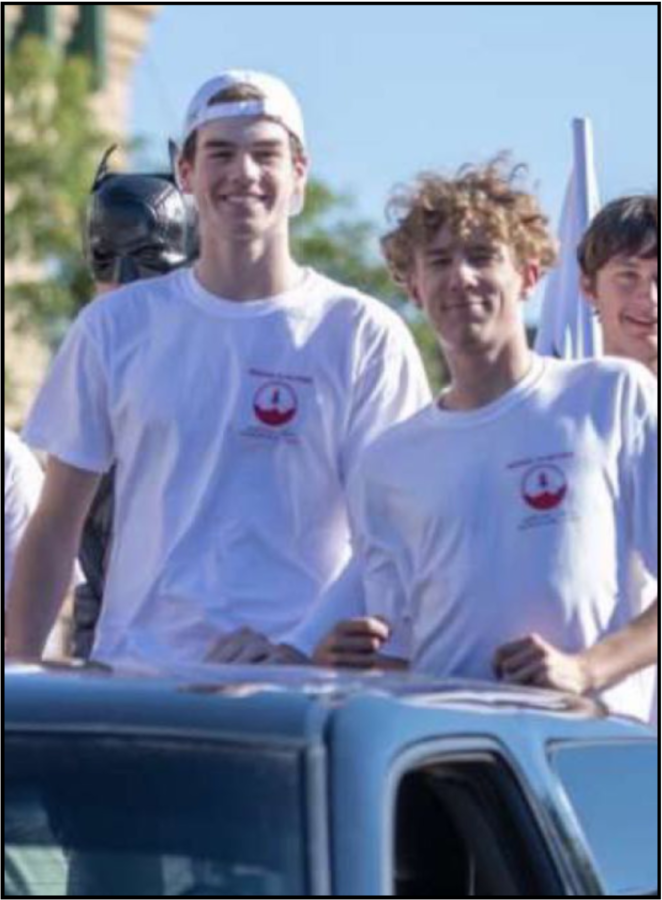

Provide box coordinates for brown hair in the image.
[381,157,557,288]
[181,83,305,164]
[577,195,658,284]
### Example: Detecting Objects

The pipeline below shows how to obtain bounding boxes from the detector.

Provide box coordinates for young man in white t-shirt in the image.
[72,148,199,660]
[578,194,658,725]
[306,161,657,721]
[5,71,429,667]
[4,430,44,602]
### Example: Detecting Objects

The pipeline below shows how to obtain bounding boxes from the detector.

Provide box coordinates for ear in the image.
[177,155,194,194]
[406,276,423,310]
[293,152,309,188]
[521,261,541,296]
[288,154,309,218]
[580,275,602,320]
[92,144,118,191]
[580,273,598,308]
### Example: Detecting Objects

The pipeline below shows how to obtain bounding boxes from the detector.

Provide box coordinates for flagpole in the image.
[535,118,603,359]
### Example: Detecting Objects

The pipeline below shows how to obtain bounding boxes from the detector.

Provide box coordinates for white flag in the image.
[535,118,603,359]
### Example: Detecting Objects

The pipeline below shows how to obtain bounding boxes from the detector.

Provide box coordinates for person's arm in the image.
[308,463,413,670]
[4,439,44,596]
[498,369,660,696]
[304,317,428,670]
[205,510,410,669]
[283,558,366,657]
[5,458,101,659]
[494,602,659,694]
[582,601,658,689]
[340,316,431,482]
[204,558,367,665]
[312,616,408,670]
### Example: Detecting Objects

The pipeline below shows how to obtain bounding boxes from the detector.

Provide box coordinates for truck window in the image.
[393,758,562,897]
[551,741,658,897]
[4,735,308,897]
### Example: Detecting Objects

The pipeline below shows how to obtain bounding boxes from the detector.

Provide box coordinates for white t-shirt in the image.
[629,557,658,729]
[350,356,658,722]
[24,267,431,666]
[4,430,44,600]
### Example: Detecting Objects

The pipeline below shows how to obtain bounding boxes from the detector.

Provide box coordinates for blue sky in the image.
[131,3,658,232]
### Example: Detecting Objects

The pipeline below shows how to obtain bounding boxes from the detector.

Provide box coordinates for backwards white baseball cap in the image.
[182,70,306,150]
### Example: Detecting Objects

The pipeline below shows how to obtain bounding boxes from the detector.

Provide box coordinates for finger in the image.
[335,618,392,640]
[494,635,540,663]
[378,655,409,672]
[313,622,389,665]
[329,653,380,670]
[205,637,235,663]
[329,634,388,655]
[265,644,311,666]
[322,650,382,670]
[494,634,548,665]
[494,645,545,677]
[500,660,546,686]
[205,628,256,663]
[232,639,274,665]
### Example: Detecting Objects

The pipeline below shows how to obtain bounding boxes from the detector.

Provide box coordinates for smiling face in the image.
[381,163,556,368]
[409,223,539,357]
[178,116,307,247]
[577,195,658,373]
[583,254,658,369]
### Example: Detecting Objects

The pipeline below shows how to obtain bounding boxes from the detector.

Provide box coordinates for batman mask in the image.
[85,146,198,285]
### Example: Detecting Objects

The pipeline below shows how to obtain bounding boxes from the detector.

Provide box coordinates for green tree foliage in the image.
[5,37,108,340]
[4,37,444,391]
[292,181,446,390]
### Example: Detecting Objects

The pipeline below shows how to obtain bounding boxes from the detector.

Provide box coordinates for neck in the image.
[195,232,302,301]
[640,354,659,378]
[440,335,534,411]
[604,340,659,379]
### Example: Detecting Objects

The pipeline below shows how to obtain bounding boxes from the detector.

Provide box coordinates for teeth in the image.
[223,195,263,203]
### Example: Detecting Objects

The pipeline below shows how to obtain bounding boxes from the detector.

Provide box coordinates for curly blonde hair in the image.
[381,157,558,288]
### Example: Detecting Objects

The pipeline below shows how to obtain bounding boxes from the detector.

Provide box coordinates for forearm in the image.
[283,559,365,656]
[5,515,80,659]
[581,601,659,693]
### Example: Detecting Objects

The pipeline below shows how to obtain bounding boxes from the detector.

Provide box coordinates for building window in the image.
[67,5,107,90]
[11,5,57,48]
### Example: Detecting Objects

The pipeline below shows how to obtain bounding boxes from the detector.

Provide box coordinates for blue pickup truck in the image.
[4,662,658,896]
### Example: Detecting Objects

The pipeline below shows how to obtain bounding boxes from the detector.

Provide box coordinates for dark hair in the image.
[577,195,658,282]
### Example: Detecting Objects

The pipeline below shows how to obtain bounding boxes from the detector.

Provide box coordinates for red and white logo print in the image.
[253,381,298,428]
[521,464,568,512]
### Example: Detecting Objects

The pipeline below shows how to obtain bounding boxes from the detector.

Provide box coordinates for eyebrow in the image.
[425,243,498,257]
[612,257,653,267]
[202,139,285,151]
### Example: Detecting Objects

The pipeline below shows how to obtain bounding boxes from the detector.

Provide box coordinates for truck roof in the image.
[5,661,650,748]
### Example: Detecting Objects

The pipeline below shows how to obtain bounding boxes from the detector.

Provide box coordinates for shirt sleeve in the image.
[347,461,414,661]
[23,317,114,474]
[622,368,658,580]
[283,557,366,656]
[285,461,414,661]
[340,316,431,482]
[4,438,44,597]
[287,318,427,658]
